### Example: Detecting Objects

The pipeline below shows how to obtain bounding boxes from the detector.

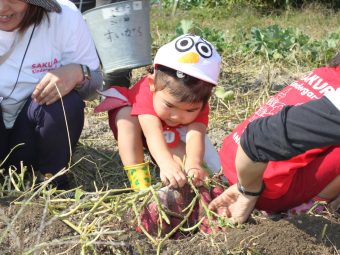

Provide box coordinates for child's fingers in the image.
[186,168,207,186]
[193,179,203,187]
[189,172,202,186]
[193,175,206,186]
[171,173,187,188]
[161,172,187,189]
[161,178,170,187]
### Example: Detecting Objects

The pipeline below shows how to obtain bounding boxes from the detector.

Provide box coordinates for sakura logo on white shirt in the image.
[31,58,59,74]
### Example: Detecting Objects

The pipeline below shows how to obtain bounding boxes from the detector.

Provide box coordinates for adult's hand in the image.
[32,64,83,105]
[208,184,259,224]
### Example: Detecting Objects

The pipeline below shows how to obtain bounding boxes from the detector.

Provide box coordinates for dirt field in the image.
[1,68,339,254]
[0,184,339,254]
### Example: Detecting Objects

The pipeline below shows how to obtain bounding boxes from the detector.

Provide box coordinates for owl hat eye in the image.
[195,41,213,58]
[153,34,221,85]
[175,37,195,52]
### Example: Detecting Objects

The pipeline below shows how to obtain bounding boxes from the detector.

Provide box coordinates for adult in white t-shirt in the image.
[0,0,103,189]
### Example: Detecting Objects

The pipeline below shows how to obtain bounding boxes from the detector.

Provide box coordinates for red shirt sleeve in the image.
[194,104,209,126]
[130,77,157,117]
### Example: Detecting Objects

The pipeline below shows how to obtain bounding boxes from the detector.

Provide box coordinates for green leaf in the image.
[273,51,283,60]
[179,20,194,34]
[215,87,234,102]
[75,188,84,201]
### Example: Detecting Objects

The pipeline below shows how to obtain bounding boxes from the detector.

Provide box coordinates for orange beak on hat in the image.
[178,52,200,64]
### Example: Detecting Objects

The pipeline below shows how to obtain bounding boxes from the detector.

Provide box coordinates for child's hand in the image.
[185,164,208,187]
[159,160,187,189]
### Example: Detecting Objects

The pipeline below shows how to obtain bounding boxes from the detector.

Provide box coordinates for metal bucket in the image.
[83,0,152,73]
[70,0,96,13]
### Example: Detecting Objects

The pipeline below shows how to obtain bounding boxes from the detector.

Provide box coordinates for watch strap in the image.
[76,64,91,89]
[81,64,91,81]
[237,181,265,196]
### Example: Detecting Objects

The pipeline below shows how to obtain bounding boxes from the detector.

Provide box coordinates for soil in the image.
[0,70,339,254]
[0,197,339,254]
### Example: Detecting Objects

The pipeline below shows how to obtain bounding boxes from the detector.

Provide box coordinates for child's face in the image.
[152,88,203,127]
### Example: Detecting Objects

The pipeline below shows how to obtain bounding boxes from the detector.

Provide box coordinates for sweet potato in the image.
[211,185,224,199]
[138,183,224,238]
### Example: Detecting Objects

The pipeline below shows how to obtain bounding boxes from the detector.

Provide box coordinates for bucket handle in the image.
[79,0,83,12]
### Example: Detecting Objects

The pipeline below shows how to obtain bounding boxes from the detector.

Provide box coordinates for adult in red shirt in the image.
[210,53,340,222]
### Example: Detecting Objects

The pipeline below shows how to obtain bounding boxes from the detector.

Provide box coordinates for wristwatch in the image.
[76,64,91,90]
[81,64,91,81]
[237,181,265,196]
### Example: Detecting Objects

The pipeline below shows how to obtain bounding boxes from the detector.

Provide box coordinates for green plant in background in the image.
[154,0,340,10]
[258,0,340,9]
[175,20,196,35]
[178,0,204,10]
[243,25,309,60]
[203,0,243,8]
[172,20,339,67]
[200,28,230,53]
[157,0,256,10]
[175,20,229,52]
[300,32,340,66]
[158,0,203,9]
[240,25,339,66]
[214,87,234,104]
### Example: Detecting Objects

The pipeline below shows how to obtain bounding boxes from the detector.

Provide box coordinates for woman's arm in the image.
[32,6,103,104]
[31,64,83,105]
[210,95,340,223]
[208,145,266,224]
[76,67,103,100]
[242,96,340,162]
[32,65,103,105]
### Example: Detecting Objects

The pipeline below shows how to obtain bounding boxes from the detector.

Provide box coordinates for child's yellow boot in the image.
[124,162,151,191]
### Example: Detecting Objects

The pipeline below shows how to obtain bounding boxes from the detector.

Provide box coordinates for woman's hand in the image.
[32,64,83,105]
[208,184,259,224]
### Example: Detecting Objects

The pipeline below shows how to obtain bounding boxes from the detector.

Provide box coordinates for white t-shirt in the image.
[0,0,100,128]
[325,88,340,111]
[0,30,17,56]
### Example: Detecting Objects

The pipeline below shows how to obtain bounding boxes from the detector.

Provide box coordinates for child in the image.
[95,34,222,188]
[210,53,340,223]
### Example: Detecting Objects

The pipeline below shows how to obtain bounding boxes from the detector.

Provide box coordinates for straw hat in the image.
[25,0,62,13]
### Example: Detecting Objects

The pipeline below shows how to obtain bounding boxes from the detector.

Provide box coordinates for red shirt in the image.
[219,66,340,199]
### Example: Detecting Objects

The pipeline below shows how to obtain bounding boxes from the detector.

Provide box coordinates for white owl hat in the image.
[154,34,221,85]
